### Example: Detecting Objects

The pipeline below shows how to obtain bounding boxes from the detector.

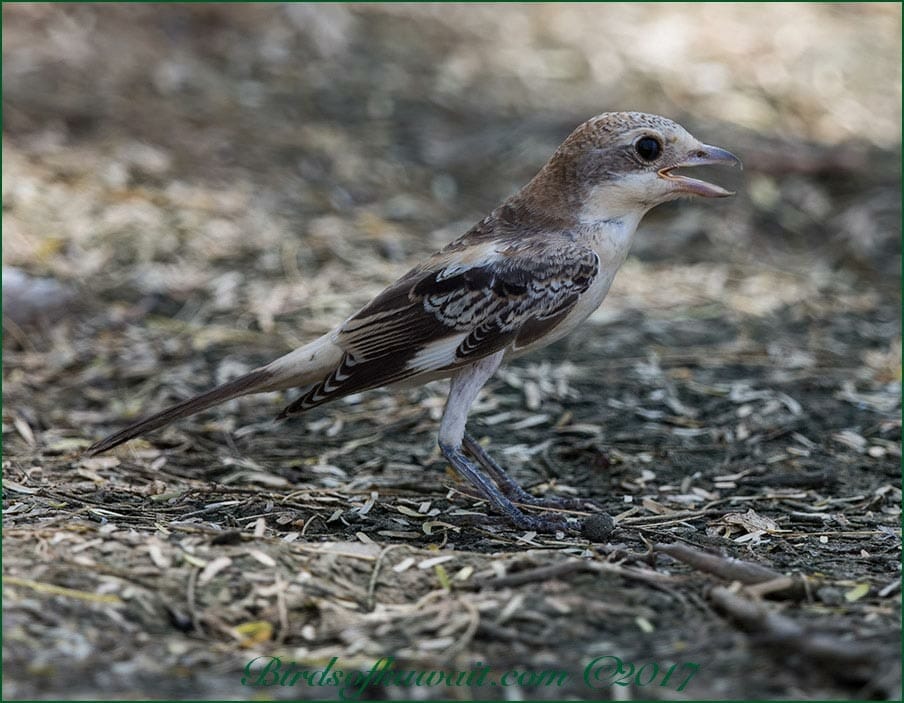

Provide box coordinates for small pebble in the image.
[581,513,616,541]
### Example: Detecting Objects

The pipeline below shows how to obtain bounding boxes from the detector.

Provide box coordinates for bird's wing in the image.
[280,239,599,415]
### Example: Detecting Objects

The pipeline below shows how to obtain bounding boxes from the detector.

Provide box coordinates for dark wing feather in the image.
[280,241,599,416]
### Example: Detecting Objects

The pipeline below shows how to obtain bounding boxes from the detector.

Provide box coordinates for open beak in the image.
[658,144,742,198]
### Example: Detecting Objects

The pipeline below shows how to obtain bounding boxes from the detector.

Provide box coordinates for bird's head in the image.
[534,111,741,224]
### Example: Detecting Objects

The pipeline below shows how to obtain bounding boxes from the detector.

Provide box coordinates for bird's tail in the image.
[85,333,343,456]
[84,369,279,455]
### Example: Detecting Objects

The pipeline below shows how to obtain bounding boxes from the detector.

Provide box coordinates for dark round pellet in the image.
[581,513,616,541]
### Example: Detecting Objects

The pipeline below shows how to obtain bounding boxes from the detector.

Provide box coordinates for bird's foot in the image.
[462,433,601,513]
[506,511,576,534]
[506,491,598,513]
[440,440,581,535]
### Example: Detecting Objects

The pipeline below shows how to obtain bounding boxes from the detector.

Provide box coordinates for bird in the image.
[86,111,740,534]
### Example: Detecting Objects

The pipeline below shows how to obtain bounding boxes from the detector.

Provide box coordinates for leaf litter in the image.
[3,3,901,700]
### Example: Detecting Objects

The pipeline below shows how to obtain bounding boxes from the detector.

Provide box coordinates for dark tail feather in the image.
[85,369,275,456]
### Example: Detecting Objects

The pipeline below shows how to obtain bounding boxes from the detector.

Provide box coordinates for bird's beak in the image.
[658,144,742,198]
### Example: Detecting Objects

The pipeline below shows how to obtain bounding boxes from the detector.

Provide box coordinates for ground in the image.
[2,4,901,700]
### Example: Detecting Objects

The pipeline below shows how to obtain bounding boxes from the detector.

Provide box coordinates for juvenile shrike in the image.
[87,112,740,533]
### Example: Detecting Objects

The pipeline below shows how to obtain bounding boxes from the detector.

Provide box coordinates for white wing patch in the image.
[434,244,504,281]
[406,333,470,372]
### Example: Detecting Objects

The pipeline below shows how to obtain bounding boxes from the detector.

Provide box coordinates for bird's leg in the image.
[462,433,598,512]
[438,352,573,534]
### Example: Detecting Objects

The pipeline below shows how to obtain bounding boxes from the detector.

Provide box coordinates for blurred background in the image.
[3,3,900,343]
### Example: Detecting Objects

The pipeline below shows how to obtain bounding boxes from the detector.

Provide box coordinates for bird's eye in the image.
[634,136,662,162]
